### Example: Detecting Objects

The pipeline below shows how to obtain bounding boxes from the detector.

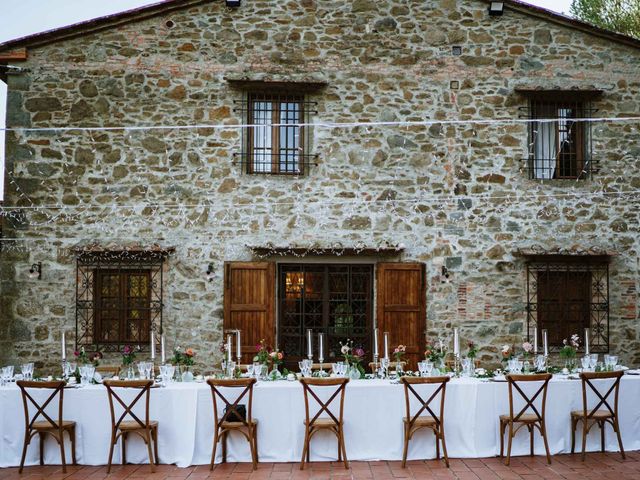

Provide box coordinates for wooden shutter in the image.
[224,262,275,365]
[376,263,426,370]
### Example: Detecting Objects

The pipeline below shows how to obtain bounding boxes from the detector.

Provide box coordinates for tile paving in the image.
[1,452,639,480]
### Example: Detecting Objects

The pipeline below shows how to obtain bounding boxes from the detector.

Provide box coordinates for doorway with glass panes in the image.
[277,264,373,369]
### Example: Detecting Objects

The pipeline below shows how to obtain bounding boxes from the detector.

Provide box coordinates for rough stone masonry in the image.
[0,0,639,371]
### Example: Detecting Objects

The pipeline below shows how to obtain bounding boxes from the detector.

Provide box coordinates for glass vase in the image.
[181,366,194,382]
[565,358,576,373]
[125,364,135,380]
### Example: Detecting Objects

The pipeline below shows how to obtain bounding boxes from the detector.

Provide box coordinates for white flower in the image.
[501,345,510,353]
[522,342,533,353]
[341,345,350,355]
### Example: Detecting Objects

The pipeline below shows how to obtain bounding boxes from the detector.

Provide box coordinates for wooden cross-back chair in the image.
[299,377,349,470]
[16,380,77,474]
[499,373,552,466]
[571,370,625,461]
[103,380,158,473]
[207,378,258,470]
[400,376,450,468]
[95,365,120,378]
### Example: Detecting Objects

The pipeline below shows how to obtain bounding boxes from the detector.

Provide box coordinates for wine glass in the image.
[589,354,598,370]
[581,356,590,371]
[461,358,471,377]
[425,361,433,377]
[21,363,34,381]
[144,363,153,380]
[137,361,147,379]
[535,355,546,372]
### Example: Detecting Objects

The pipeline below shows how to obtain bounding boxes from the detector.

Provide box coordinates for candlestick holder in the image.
[237,355,242,375]
[373,354,379,378]
[318,358,325,377]
[61,360,68,380]
[454,354,461,378]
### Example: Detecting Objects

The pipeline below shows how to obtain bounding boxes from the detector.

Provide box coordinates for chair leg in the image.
[505,423,514,467]
[581,418,588,462]
[70,427,77,465]
[440,430,450,468]
[253,424,259,465]
[152,427,159,466]
[401,424,409,469]
[145,431,155,473]
[613,418,626,460]
[530,425,534,456]
[58,431,67,474]
[541,422,551,465]
[571,418,577,454]
[222,431,227,463]
[18,430,30,474]
[340,427,348,470]
[300,427,309,470]
[337,429,342,463]
[210,429,219,471]
[39,432,45,466]
[499,420,505,458]
[107,433,116,474]
[122,432,127,466]
[435,429,440,460]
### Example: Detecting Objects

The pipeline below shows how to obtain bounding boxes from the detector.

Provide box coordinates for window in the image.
[524,255,609,352]
[76,249,168,352]
[519,90,600,180]
[234,91,317,175]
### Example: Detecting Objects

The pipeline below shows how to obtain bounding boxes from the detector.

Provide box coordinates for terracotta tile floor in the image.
[2,452,639,480]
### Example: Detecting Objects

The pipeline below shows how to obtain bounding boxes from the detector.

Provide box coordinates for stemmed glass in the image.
[461,358,471,377]
[1,366,14,387]
[380,357,390,378]
[137,361,147,380]
[425,361,433,377]
[535,355,546,372]
[21,363,34,381]
[589,354,598,370]
[144,363,153,380]
[581,356,591,371]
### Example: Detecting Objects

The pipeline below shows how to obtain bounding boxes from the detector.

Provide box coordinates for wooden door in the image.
[376,263,426,370]
[224,262,275,365]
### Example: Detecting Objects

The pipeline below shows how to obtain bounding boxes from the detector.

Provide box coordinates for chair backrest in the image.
[95,366,121,377]
[579,370,623,419]
[207,378,256,427]
[103,380,153,430]
[310,363,333,371]
[299,377,349,427]
[16,380,65,430]
[401,376,449,427]
[368,361,406,371]
[505,373,552,423]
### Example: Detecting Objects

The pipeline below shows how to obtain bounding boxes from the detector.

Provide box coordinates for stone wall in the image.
[1,0,639,371]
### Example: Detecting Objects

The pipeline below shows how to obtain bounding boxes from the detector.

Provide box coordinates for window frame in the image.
[75,250,167,353]
[525,255,610,353]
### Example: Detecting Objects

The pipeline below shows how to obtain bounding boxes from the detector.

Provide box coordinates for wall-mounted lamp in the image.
[225,0,241,7]
[441,265,450,280]
[29,262,42,280]
[488,1,504,16]
[205,263,214,282]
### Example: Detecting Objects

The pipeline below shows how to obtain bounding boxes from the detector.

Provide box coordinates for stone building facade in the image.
[0,0,639,371]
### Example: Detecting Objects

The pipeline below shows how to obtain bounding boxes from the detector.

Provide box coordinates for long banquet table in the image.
[1,376,639,468]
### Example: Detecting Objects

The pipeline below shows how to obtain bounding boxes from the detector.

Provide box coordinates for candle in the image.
[236,330,241,361]
[61,331,66,361]
[373,328,379,357]
[584,328,590,356]
[542,329,548,357]
[161,334,166,364]
[453,328,460,356]
[533,327,538,354]
[307,329,313,358]
[318,333,324,362]
[383,331,389,359]
[150,328,156,360]
[226,334,232,363]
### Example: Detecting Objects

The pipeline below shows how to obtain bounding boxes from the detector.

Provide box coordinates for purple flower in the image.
[123,345,132,355]
[354,347,365,358]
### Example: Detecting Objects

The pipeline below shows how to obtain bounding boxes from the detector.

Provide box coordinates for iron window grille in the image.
[75,250,166,353]
[234,92,318,175]
[525,257,609,353]
[519,93,599,180]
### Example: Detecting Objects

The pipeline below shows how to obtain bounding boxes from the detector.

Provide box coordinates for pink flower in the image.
[522,342,533,353]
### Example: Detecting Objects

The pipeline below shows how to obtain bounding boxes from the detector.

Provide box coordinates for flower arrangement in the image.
[466,341,478,359]
[501,344,515,361]
[74,347,89,365]
[122,345,139,365]
[171,346,195,366]
[522,341,534,359]
[393,344,406,363]
[424,339,447,364]
[559,333,580,359]
[339,339,365,378]
[253,339,283,367]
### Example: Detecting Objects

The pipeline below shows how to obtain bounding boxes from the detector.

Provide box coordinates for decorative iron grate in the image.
[525,258,609,352]
[75,251,166,353]
[520,99,598,180]
[233,92,318,175]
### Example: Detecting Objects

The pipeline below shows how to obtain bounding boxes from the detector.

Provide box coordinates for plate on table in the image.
[625,369,640,375]
[490,375,507,382]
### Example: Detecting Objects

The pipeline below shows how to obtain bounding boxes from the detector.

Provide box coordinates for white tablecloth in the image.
[1,376,639,468]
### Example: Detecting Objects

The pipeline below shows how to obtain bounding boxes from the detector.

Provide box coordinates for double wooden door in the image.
[224,261,426,369]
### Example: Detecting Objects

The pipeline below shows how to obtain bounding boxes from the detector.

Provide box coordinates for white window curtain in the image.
[533,115,557,180]
[252,101,272,173]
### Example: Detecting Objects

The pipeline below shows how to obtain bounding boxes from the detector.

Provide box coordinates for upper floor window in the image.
[233,88,318,175]
[76,247,171,352]
[519,89,601,180]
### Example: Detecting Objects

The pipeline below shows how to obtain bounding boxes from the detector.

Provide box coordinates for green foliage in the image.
[571,0,640,39]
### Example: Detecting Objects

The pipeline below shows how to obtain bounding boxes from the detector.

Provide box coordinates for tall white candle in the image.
[226,334,232,363]
[61,331,66,361]
[236,330,241,360]
[584,328,590,356]
[150,328,156,360]
[533,327,538,354]
[373,328,379,357]
[318,333,324,362]
[542,329,548,357]
[453,328,460,356]
[383,332,389,359]
[161,334,166,364]
[307,329,313,358]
